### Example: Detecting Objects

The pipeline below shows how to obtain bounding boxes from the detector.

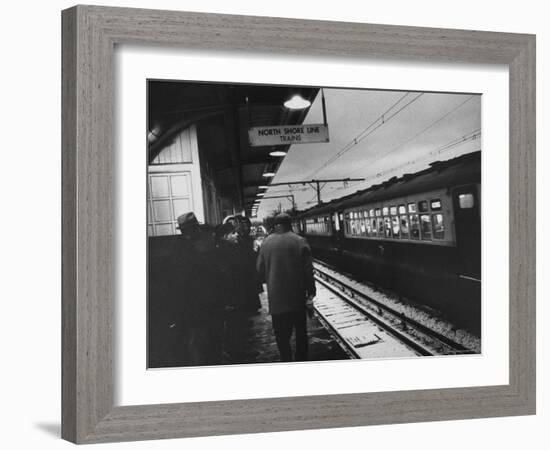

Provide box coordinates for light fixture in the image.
[258,185,269,189]
[262,172,275,178]
[284,94,311,110]
[269,150,287,157]
[257,193,265,197]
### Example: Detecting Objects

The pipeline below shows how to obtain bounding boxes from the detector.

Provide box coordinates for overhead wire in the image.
[322,128,481,202]
[345,95,477,178]
[283,94,478,209]
[307,92,423,178]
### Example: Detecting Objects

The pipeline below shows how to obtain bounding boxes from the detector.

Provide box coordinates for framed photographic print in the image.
[62,5,536,444]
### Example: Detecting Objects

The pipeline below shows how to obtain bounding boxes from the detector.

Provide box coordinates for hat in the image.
[215,222,235,239]
[177,212,200,232]
[273,213,291,226]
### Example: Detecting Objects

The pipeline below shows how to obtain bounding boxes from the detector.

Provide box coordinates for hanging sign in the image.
[248,123,329,147]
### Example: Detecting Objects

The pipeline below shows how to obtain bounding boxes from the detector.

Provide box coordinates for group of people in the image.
[152,211,316,366]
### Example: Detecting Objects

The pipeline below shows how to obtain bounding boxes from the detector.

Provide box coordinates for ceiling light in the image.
[270,151,287,157]
[258,185,269,189]
[262,172,275,178]
[284,95,311,110]
[257,193,265,197]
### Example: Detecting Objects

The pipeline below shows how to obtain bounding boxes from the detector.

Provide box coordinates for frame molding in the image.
[61,5,536,444]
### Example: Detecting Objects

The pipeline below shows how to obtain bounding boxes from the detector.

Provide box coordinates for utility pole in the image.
[265,178,364,205]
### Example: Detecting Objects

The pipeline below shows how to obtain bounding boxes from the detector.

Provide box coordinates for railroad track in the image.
[313,260,476,357]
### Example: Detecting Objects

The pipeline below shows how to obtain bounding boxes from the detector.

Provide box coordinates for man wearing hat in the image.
[172,212,225,365]
[257,213,316,362]
[177,211,200,236]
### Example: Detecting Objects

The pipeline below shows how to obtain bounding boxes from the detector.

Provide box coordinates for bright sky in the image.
[255,88,481,218]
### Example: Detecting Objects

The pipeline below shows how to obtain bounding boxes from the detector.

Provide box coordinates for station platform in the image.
[221,288,348,365]
[148,279,348,369]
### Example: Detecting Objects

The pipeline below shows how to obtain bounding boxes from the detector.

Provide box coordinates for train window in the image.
[391,216,400,238]
[408,203,417,213]
[418,200,429,212]
[459,193,475,209]
[398,204,406,214]
[409,214,420,239]
[382,206,389,216]
[390,205,397,215]
[365,218,371,236]
[400,215,410,238]
[420,214,432,240]
[369,209,375,217]
[432,214,445,239]
[430,199,442,211]
[384,217,392,238]
[375,208,381,217]
[376,218,383,236]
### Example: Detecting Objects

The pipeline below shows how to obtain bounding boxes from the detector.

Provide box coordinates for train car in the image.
[294,151,481,334]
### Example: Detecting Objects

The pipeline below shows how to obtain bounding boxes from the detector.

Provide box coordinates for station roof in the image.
[148,81,319,216]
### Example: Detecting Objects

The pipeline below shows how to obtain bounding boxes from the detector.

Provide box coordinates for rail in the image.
[313,260,476,356]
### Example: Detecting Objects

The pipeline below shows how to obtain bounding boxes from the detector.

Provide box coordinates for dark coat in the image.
[256,231,316,315]
[171,239,225,326]
[216,238,261,311]
[233,236,262,311]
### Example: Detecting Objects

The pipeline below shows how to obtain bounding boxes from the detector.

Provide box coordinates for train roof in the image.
[297,151,481,218]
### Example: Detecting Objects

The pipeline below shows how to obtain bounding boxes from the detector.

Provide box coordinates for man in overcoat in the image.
[173,212,225,366]
[257,213,316,362]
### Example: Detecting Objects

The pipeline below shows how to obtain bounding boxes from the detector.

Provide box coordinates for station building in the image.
[147,81,319,236]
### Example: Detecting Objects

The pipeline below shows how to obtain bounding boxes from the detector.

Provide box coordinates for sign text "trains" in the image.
[248,124,329,147]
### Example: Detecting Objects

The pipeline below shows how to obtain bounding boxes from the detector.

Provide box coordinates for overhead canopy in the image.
[148,81,319,216]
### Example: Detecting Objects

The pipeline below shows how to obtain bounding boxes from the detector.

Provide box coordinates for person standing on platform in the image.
[235,215,262,312]
[256,213,316,362]
[215,219,254,363]
[172,212,225,366]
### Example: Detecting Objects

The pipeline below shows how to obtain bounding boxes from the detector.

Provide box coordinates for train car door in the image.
[332,211,344,252]
[452,185,481,279]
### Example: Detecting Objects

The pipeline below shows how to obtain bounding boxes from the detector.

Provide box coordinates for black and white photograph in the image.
[147,81,482,368]
[2,0,544,447]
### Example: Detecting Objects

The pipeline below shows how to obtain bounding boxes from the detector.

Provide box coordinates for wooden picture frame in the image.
[61,5,536,444]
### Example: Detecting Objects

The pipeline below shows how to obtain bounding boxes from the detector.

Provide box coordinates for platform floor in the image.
[222,288,348,365]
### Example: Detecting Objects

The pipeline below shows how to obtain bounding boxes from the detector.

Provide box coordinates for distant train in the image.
[292,151,481,335]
